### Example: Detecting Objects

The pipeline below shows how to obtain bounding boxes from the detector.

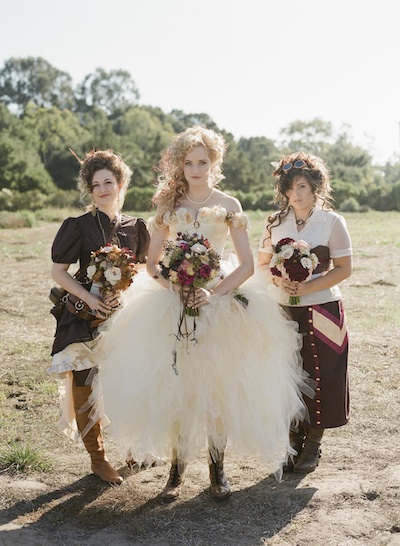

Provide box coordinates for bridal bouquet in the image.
[87,245,138,298]
[270,237,319,305]
[159,232,221,316]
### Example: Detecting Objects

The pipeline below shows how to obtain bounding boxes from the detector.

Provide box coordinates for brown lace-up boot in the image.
[283,426,306,473]
[72,384,123,484]
[293,427,324,473]
[209,449,231,500]
[161,455,187,502]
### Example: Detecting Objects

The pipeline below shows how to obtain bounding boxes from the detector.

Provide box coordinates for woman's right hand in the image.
[85,293,113,318]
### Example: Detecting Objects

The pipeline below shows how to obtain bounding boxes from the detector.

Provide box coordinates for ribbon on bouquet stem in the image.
[171,286,198,375]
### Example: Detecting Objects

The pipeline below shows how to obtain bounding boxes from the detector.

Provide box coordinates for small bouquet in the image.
[158,232,221,316]
[270,238,319,305]
[87,244,138,301]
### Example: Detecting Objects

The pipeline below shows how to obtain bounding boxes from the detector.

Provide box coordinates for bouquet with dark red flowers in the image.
[159,232,221,315]
[270,238,319,304]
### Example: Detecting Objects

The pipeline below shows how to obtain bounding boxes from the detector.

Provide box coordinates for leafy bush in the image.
[340,197,360,212]
[0,210,36,228]
[124,187,154,212]
[45,188,80,208]
[12,189,47,210]
[0,188,13,210]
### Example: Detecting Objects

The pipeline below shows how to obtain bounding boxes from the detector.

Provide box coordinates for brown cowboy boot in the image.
[72,383,123,484]
[161,456,187,502]
[209,448,231,500]
[283,426,306,473]
[293,427,324,473]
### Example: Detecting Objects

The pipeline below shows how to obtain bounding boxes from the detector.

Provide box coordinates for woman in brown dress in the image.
[48,149,150,484]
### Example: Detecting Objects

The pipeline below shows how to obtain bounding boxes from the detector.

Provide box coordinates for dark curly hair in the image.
[267,151,334,232]
[76,149,133,211]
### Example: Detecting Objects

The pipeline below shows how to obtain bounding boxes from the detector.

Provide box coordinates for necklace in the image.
[96,209,121,245]
[295,207,314,227]
[184,188,213,205]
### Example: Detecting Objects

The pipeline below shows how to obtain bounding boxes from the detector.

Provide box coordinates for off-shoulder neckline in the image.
[170,205,245,217]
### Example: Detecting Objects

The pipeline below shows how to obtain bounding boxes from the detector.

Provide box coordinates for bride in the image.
[92,126,312,501]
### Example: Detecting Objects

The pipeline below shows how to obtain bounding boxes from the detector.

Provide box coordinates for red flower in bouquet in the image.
[158,232,220,315]
[270,238,319,304]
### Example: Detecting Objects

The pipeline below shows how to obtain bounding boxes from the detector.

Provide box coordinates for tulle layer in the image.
[90,269,313,476]
[48,340,99,379]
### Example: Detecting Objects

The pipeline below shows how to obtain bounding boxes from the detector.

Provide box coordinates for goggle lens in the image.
[281,160,306,173]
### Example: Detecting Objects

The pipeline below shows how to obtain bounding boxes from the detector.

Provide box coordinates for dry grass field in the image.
[0,210,399,546]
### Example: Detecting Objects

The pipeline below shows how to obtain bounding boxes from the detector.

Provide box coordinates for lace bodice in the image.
[149,206,249,256]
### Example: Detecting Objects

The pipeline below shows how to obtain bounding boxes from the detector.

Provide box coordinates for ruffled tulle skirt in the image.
[90,267,314,477]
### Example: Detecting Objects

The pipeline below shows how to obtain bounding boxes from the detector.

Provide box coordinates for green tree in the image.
[279,118,334,157]
[113,106,174,187]
[75,68,139,115]
[0,57,74,112]
[0,133,54,193]
[168,110,221,134]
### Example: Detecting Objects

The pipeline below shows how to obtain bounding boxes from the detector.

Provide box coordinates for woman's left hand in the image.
[187,287,213,309]
[283,279,310,298]
[103,290,122,308]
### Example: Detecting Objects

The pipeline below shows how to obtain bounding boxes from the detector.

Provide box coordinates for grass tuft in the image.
[0,442,53,473]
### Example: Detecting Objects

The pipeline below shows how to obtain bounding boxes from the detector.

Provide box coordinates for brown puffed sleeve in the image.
[51,217,83,264]
[135,217,150,263]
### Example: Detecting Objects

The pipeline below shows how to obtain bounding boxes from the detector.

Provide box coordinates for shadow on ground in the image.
[0,468,317,546]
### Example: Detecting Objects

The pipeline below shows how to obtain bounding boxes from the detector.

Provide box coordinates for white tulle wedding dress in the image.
[90,206,313,477]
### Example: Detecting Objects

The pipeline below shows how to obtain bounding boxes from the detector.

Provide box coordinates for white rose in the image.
[296,240,310,253]
[86,265,97,279]
[104,266,122,286]
[281,247,294,259]
[185,253,191,259]
[310,253,319,268]
[300,257,313,270]
[162,255,171,268]
[191,243,207,254]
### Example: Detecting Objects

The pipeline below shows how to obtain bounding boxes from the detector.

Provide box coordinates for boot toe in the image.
[91,461,123,484]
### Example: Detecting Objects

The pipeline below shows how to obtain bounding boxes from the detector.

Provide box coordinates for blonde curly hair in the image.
[152,126,227,227]
[76,149,133,211]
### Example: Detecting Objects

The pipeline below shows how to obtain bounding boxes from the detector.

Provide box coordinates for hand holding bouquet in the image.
[87,245,138,315]
[158,232,220,375]
[270,238,319,305]
[158,232,221,316]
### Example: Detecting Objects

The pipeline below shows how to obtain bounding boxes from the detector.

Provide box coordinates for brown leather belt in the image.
[65,294,96,321]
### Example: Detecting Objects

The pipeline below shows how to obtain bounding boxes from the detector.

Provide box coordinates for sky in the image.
[1,0,400,164]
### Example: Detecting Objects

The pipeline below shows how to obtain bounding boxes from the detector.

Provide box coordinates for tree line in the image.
[1,56,400,212]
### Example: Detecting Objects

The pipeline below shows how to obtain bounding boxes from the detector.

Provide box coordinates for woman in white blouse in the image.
[259,152,352,474]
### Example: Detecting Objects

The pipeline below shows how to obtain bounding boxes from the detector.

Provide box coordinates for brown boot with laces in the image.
[293,427,324,473]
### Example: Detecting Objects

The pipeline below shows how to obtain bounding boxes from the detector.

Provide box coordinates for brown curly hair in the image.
[76,149,133,211]
[267,151,334,232]
[152,126,227,227]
